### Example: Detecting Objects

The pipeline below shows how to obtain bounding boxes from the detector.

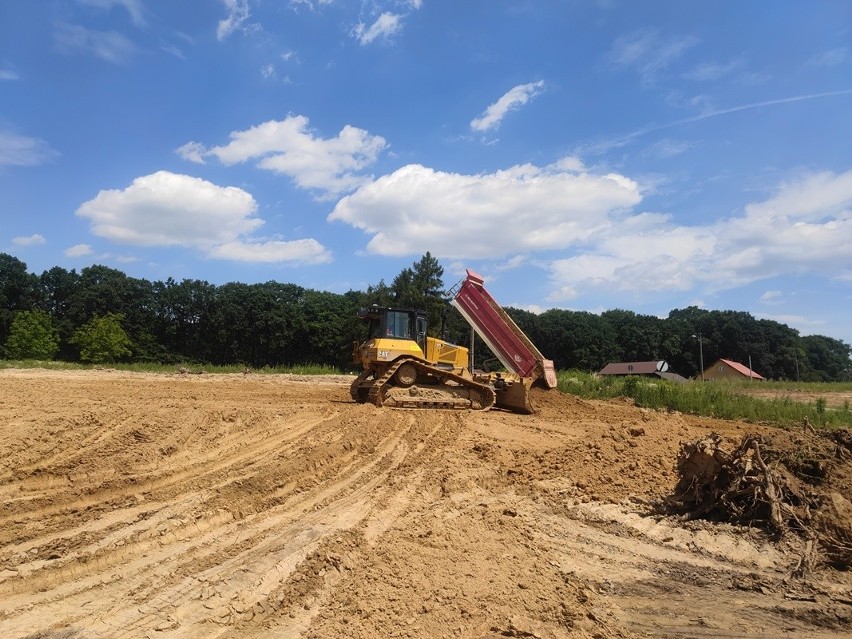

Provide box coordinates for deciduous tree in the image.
[5,310,59,360]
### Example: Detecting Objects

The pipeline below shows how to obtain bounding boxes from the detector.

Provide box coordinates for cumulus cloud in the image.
[218,0,251,41]
[0,130,60,166]
[471,81,546,133]
[330,156,851,305]
[76,171,331,264]
[178,115,387,196]
[608,29,698,85]
[13,234,46,246]
[543,168,852,301]
[55,23,137,63]
[328,159,642,258]
[716,170,852,278]
[65,244,93,257]
[351,13,402,45]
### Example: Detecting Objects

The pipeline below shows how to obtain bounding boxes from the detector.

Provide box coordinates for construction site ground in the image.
[1,368,850,639]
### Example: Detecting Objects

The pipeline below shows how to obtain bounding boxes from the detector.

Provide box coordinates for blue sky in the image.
[2,0,851,346]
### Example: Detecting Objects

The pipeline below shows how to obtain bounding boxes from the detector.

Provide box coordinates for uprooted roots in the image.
[669,433,852,570]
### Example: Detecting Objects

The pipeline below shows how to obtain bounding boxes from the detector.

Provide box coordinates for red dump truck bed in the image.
[450,270,557,388]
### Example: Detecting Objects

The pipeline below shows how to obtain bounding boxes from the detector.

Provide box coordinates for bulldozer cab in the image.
[359,306,427,352]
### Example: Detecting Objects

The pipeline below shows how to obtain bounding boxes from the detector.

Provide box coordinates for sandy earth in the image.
[0,369,850,639]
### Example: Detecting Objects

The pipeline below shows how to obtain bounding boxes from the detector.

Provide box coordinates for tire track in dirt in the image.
[0,374,472,638]
[1,370,849,639]
[69,411,464,638]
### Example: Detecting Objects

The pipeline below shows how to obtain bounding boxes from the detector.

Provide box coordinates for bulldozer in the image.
[349,270,557,414]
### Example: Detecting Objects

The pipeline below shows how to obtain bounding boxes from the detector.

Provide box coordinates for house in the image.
[701,358,765,381]
[598,361,687,383]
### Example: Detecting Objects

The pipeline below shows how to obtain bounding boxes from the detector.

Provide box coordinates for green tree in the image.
[537,309,618,371]
[601,309,664,362]
[0,253,39,352]
[801,335,852,381]
[65,265,156,360]
[151,277,218,363]
[37,266,80,360]
[390,253,447,336]
[70,313,133,363]
[5,310,59,359]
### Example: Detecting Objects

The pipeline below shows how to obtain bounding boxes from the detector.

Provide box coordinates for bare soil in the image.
[0,369,850,639]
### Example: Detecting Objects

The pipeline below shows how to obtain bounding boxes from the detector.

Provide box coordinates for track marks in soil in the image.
[1,371,850,639]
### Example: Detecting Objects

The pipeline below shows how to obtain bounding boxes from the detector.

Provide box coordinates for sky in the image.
[1,0,851,348]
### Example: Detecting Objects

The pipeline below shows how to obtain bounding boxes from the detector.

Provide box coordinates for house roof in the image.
[658,371,688,383]
[599,361,668,375]
[712,358,765,380]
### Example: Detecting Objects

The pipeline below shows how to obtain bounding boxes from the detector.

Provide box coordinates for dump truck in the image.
[350,269,557,413]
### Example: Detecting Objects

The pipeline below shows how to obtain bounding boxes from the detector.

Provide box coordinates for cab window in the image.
[386,311,412,338]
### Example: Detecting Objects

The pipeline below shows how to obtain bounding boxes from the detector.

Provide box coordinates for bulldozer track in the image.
[352,356,495,411]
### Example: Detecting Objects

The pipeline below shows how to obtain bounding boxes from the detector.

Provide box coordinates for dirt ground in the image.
[1,369,850,639]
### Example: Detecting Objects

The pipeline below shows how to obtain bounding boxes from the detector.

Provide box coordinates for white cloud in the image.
[161,42,186,59]
[76,171,330,264]
[13,234,46,246]
[808,47,848,68]
[331,156,852,306]
[179,115,387,196]
[78,0,146,26]
[208,239,332,264]
[470,81,546,133]
[289,0,335,9]
[760,290,782,303]
[55,23,137,63]
[328,160,642,258]
[682,60,740,82]
[543,168,852,301]
[218,0,250,41]
[756,313,826,331]
[645,138,693,158]
[77,171,261,247]
[351,13,402,45]
[0,130,60,166]
[608,29,698,85]
[175,141,206,164]
[0,68,19,81]
[65,244,93,257]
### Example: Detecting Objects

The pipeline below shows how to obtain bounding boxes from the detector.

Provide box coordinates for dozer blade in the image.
[494,377,535,414]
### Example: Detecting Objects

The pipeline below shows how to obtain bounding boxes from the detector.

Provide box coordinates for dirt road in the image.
[1,369,849,639]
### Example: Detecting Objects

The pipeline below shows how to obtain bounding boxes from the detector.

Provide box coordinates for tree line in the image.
[1,252,849,381]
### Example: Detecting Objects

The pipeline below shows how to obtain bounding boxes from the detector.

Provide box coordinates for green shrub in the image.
[5,310,59,360]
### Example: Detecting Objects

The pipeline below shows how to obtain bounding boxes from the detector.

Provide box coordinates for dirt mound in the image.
[0,370,850,639]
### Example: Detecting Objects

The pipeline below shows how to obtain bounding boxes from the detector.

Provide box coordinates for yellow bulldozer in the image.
[349,270,557,414]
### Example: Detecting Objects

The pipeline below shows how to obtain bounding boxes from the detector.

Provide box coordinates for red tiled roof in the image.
[717,358,765,380]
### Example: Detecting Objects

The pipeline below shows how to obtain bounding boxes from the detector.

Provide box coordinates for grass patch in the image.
[557,370,852,429]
